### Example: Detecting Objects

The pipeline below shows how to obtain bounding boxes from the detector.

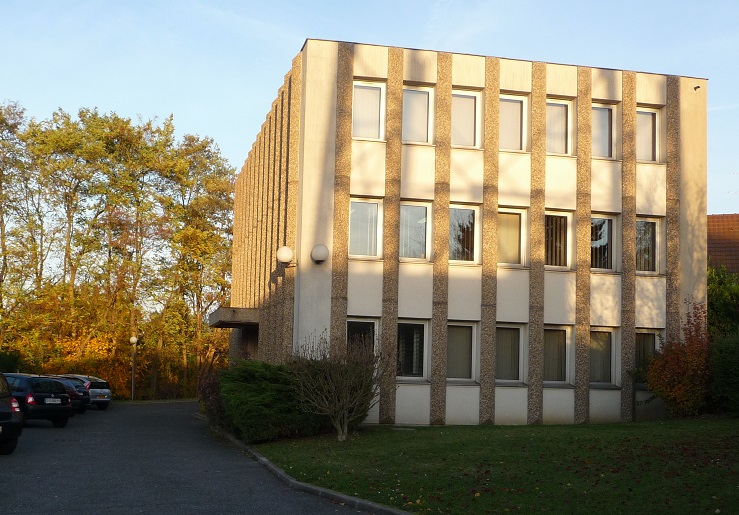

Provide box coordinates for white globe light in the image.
[276,246,294,264]
[310,244,329,264]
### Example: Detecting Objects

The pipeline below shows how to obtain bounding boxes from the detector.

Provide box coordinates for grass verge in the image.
[256,418,738,513]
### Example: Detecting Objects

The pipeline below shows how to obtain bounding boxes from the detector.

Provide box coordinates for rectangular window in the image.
[545,213,569,267]
[591,217,613,270]
[635,332,657,372]
[397,322,427,378]
[546,100,571,154]
[349,199,381,257]
[353,82,385,140]
[592,105,613,158]
[544,328,567,382]
[400,203,429,259]
[637,109,658,162]
[447,325,474,380]
[500,95,525,151]
[452,91,480,147]
[496,326,521,381]
[347,320,376,356]
[636,219,657,272]
[590,331,612,383]
[402,87,433,144]
[498,210,522,265]
[449,206,477,262]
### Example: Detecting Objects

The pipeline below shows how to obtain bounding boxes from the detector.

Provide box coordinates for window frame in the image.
[499,93,529,152]
[446,322,479,383]
[546,98,574,155]
[590,214,620,272]
[402,85,435,145]
[352,80,386,141]
[399,201,432,261]
[451,89,482,148]
[396,319,430,381]
[543,325,573,385]
[349,198,383,259]
[636,106,662,163]
[449,204,481,264]
[635,329,661,383]
[589,328,620,386]
[544,211,574,269]
[636,217,662,274]
[591,103,615,159]
[495,324,528,384]
[498,207,528,267]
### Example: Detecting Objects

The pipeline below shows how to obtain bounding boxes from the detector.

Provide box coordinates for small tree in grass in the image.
[289,332,391,442]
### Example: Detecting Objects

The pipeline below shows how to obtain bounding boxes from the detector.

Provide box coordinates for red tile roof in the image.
[707,214,739,274]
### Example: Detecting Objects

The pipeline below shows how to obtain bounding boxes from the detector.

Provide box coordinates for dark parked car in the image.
[0,373,22,454]
[44,375,90,414]
[3,373,71,427]
[62,375,111,410]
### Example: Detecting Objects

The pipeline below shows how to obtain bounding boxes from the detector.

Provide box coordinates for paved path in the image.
[2,400,363,514]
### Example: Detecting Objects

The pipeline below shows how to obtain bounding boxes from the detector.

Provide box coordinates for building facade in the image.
[212,39,707,425]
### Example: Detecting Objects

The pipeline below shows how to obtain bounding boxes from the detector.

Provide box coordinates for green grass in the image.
[256,418,739,513]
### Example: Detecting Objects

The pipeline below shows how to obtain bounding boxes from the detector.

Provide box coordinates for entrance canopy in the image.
[207,307,259,328]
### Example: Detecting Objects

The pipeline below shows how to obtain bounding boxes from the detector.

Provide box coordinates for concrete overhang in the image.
[207,307,259,328]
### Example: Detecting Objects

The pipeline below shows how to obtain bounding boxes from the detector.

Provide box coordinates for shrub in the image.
[647,300,711,416]
[198,367,230,431]
[219,359,331,443]
[0,350,21,372]
[710,331,739,415]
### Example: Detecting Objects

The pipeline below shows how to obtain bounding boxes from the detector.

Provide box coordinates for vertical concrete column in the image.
[379,47,403,424]
[430,52,452,426]
[256,127,268,359]
[265,107,277,363]
[232,173,245,307]
[665,76,682,342]
[329,43,354,355]
[274,87,288,363]
[527,62,546,425]
[479,56,500,424]
[574,68,594,424]
[247,146,257,309]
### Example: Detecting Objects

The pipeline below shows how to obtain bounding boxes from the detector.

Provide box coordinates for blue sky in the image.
[3,0,737,213]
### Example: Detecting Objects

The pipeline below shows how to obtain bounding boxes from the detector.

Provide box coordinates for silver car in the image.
[63,375,112,410]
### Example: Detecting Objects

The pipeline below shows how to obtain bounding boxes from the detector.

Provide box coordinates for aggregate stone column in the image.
[665,76,682,343]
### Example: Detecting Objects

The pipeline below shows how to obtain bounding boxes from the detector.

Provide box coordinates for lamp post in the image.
[130,336,138,401]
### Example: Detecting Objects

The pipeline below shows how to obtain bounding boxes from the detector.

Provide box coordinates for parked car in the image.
[0,373,22,454]
[44,375,90,414]
[62,375,111,410]
[55,375,91,413]
[3,373,71,427]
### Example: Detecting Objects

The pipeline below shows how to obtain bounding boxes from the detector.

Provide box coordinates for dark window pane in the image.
[397,323,424,377]
[545,215,568,266]
[450,208,475,261]
[591,218,612,269]
[496,327,520,380]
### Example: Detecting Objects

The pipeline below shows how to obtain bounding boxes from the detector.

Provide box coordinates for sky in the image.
[3,0,738,213]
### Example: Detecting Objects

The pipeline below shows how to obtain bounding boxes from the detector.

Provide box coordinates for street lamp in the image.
[129,336,138,401]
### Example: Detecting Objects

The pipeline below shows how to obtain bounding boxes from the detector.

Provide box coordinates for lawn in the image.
[256,418,738,513]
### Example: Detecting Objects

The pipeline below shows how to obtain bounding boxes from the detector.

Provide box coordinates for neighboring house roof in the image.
[707,214,739,274]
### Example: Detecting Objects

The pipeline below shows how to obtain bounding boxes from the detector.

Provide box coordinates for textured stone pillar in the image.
[665,76,682,343]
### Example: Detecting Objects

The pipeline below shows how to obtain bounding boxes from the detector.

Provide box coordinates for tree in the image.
[707,265,739,342]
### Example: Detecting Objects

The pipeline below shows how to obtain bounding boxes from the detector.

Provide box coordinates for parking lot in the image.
[2,400,362,514]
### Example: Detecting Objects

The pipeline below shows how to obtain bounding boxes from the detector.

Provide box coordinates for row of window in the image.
[353,82,662,162]
[347,320,658,385]
[350,199,661,272]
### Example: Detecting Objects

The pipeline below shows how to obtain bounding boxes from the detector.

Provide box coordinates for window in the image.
[349,199,381,257]
[635,332,657,373]
[400,203,430,259]
[397,321,427,378]
[447,324,475,380]
[590,330,613,383]
[496,326,524,381]
[498,209,524,265]
[500,94,526,151]
[545,213,569,267]
[347,319,377,356]
[353,82,385,140]
[591,217,613,270]
[592,105,613,158]
[637,108,659,162]
[636,219,658,272]
[544,328,567,382]
[402,86,434,144]
[449,206,478,262]
[452,91,481,147]
[546,99,572,154]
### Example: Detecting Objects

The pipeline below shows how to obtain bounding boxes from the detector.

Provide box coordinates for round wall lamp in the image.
[276,246,294,265]
[310,244,329,264]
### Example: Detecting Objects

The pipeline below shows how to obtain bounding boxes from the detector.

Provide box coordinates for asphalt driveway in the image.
[2,400,364,514]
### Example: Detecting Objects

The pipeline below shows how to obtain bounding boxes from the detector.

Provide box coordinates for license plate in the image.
[96,395,107,399]
[45,398,61,404]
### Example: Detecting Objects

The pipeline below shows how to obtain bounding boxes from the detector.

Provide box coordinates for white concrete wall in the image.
[396,384,432,424]
[590,274,622,327]
[635,276,667,328]
[347,260,384,316]
[543,388,575,424]
[494,387,528,424]
[351,140,386,197]
[398,262,434,319]
[544,271,576,325]
[591,160,622,213]
[446,385,481,424]
[499,153,531,207]
[401,145,436,200]
[589,389,621,423]
[545,156,577,210]
[636,163,667,216]
[497,268,530,322]
[450,149,484,203]
[448,266,482,321]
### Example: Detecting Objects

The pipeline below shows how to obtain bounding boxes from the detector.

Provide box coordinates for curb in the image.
[209,425,409,515]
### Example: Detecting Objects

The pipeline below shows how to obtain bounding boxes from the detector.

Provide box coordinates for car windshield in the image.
[90,381,110,389]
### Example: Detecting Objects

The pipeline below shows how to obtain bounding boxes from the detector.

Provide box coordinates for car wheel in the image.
[0,437,18,455]
[52,417,68,428]
[98,402,109,411]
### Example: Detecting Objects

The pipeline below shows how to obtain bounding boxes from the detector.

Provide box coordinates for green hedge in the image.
[218,360,331,443]
[710,331,739,415]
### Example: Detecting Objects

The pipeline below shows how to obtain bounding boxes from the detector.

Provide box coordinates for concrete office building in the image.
[210,39,707,425]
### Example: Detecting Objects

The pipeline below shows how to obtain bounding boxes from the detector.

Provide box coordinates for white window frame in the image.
[544,211,574,270]
[352,81,386,141]
[446,322,479,383]
[546,98,574,155]
[636,216,663,275]
[543,325,574,385]
[590,214,620,273]
[399,201,432,261]
[499,93,529,152]
[396,319,430,381]
[589,328,621,386]
[498,207,528,267]
[636,106,662,163]
[591,103,616,159]
[449,204,481,264]
[495,323,528,384]
[346,318,380,354]
[349,198,383,259]
[451,89,482,148]
[402,85,435,144]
